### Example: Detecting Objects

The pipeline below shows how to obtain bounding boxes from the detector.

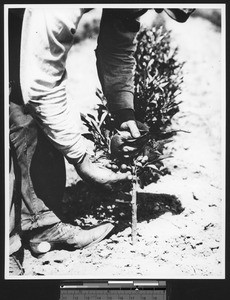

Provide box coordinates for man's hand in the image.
[111,121,149,160]
[119,120,141,158]
[120,120,141,139]
[114,109,141,139]
[75,154,132,191]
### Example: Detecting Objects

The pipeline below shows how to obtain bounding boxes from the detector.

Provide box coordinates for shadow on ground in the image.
[61,181,184,235]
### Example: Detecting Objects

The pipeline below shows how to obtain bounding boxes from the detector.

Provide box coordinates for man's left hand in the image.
[111,121,149,160]
[120,120,141,139]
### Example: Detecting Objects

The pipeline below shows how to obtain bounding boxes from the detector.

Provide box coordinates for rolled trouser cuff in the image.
[21,211,61,231]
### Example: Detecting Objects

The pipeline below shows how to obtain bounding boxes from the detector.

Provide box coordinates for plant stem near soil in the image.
[131,166,138,245]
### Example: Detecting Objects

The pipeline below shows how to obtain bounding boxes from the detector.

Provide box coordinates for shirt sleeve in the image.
[20,8,87,164]
[95,9,142,113]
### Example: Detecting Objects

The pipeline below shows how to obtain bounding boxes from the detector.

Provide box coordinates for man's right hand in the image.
[74,154,132,191]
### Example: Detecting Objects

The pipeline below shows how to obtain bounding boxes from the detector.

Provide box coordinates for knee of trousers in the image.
[9,103,38,154]
[10,102,35,130]
[9,102,37,134]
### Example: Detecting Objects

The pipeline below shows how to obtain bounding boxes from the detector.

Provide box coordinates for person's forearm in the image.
[20,8,87,164]
[25,86,88,164]
[95,9,142,113]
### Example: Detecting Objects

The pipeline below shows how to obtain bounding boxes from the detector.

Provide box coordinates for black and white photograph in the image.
[5,4,226,279]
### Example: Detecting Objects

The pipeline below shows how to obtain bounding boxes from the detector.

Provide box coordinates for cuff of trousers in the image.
[21,211,61,231]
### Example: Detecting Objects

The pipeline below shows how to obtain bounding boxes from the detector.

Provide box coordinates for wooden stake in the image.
[131,168,138,245]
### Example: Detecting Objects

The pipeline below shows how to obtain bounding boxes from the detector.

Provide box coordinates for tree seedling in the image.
[81,25,185,244]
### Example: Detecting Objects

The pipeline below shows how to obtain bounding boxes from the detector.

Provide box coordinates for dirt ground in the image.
[20,10,224,279]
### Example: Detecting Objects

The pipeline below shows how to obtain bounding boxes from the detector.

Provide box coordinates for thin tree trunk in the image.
[131,175,138,245]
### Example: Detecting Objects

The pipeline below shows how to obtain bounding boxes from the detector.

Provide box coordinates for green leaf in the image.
[87,113,96,121]
[146,165,162,174]
[99,110,108,128]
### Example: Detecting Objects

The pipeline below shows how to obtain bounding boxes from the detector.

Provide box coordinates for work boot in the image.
[29,222,114,255]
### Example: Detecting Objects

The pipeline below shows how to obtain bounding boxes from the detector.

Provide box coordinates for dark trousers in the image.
[8,9,66,254]
[9,102,66,244]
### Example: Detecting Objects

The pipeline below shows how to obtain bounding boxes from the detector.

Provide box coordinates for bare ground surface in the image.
[20,13,224,279]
